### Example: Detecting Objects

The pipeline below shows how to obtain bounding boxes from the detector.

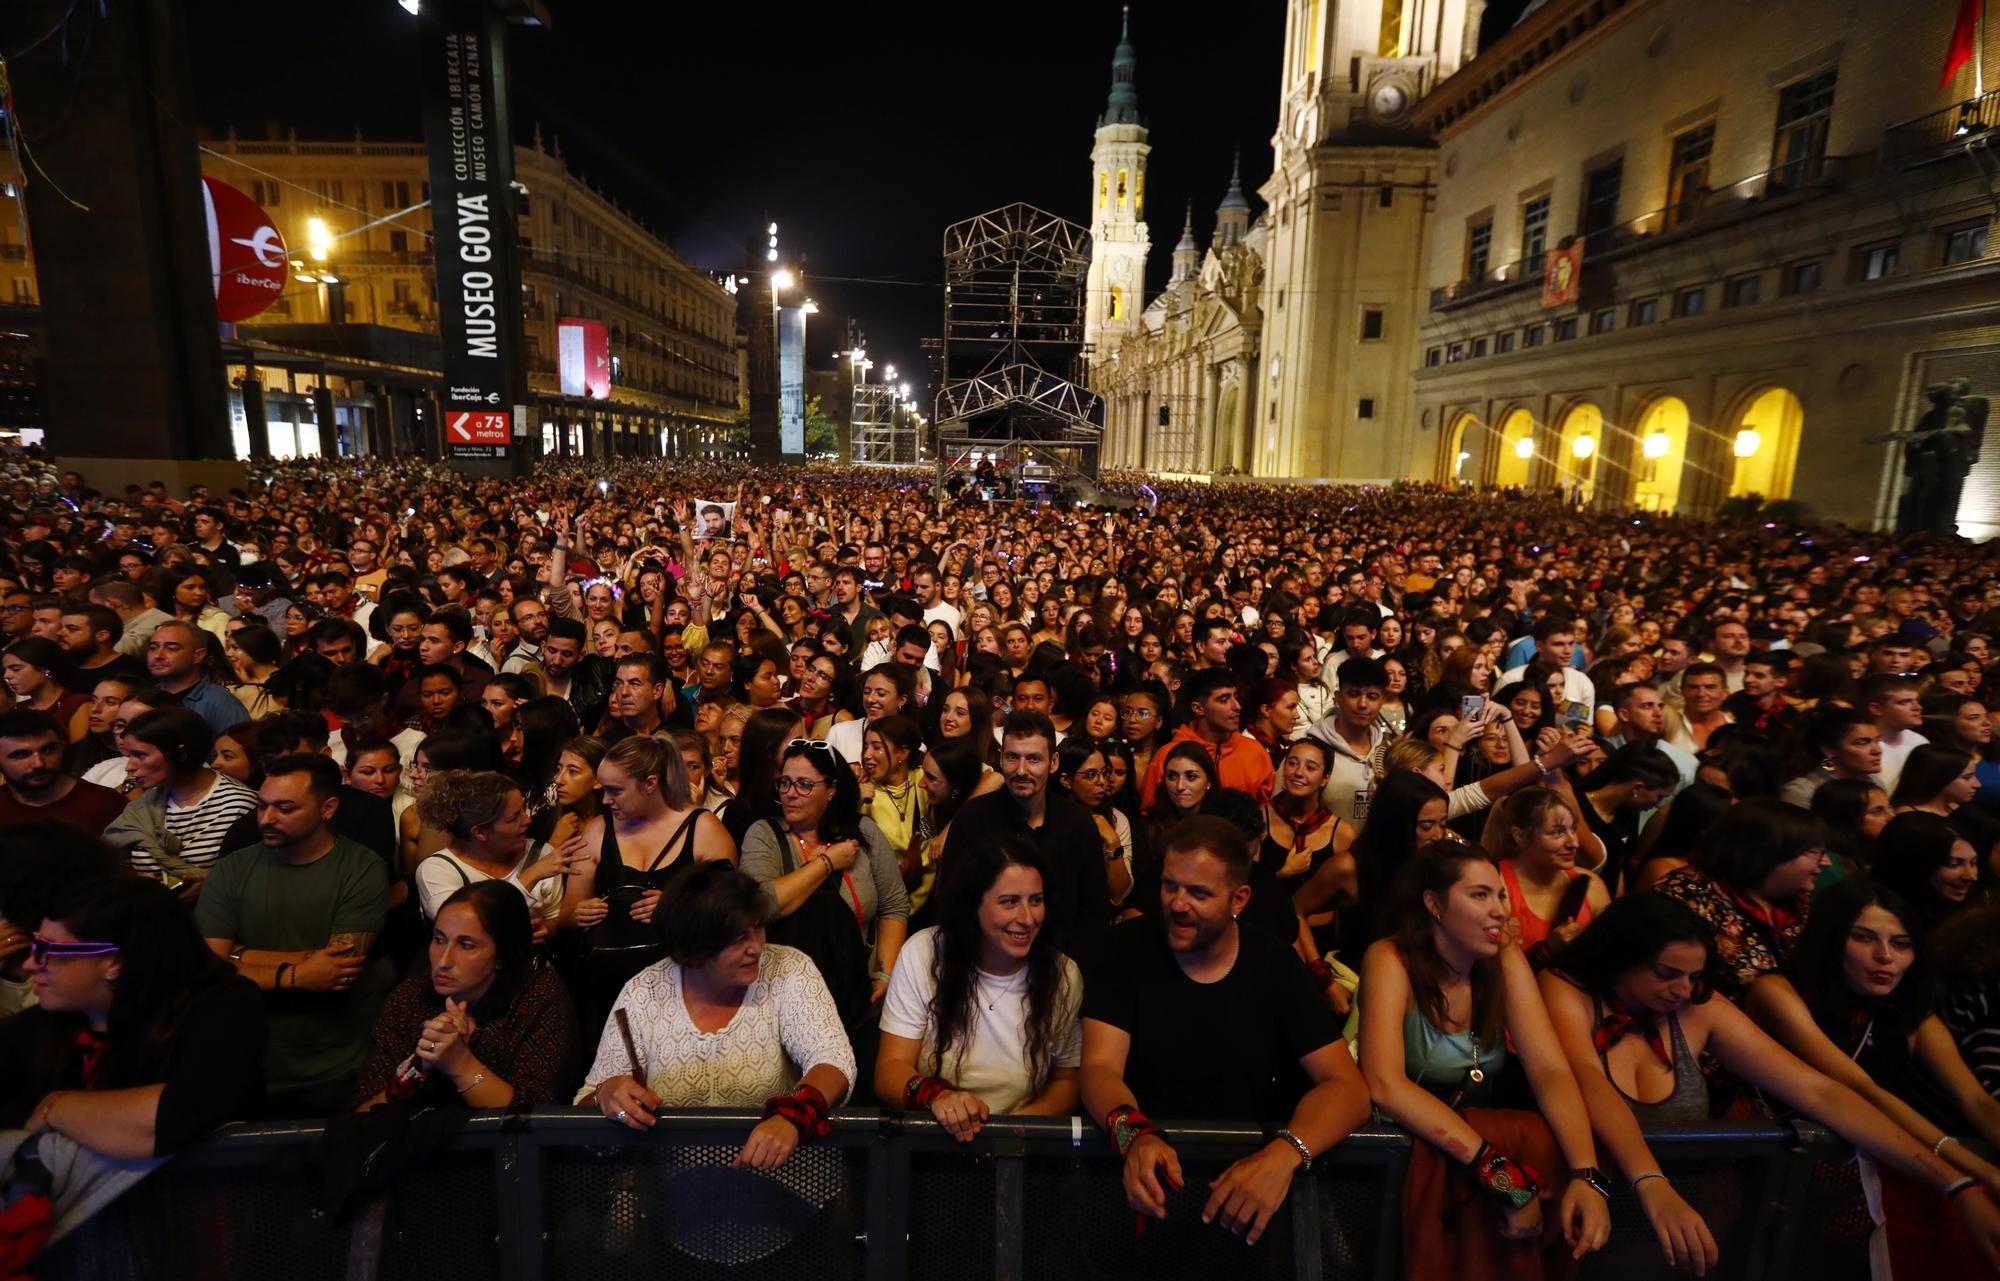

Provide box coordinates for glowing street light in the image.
[771,268,795,290]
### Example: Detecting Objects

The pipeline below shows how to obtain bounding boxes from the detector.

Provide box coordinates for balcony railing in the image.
[36,1110,1867,1281]
[1430,155,1853,312]
[1884,88,2000,168]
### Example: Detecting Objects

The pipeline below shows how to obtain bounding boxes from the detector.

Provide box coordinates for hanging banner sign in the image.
[1541,236,1585,309]
[778,305,805,456]
[558,318,611,399]
[420,0,524,459]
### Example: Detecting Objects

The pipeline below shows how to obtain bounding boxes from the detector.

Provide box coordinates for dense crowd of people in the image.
[6,452,2000,1274]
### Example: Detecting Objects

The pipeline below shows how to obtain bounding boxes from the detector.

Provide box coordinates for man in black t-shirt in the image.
[1081,815,1370,1245]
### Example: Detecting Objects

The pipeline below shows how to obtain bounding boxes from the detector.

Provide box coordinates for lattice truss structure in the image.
[850,384,916,465]
[935,203,1103,479]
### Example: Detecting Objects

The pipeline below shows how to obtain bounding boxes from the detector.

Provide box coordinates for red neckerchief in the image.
[1725,885,1802,937]
[1278,803,1333,854]
[1592,995,1669,1063]
[74,1027,108,1088]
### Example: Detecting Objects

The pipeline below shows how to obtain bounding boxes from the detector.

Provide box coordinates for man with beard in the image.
[938,709,1111,957]
[198,753,391,1114]
[1080,816,1369,1244]
[0,708,125,831]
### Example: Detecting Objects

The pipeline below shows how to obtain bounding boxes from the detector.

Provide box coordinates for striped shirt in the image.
[130,774,260,877]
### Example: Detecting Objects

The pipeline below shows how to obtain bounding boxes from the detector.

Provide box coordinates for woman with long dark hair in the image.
[875,833,1082,1140]
[1541,892,2000,1276]
[1871,812,1983,936]
[3,637,85,736]
[722,708,807,848]
[0,876,264,1161]
[1358,840,1611,1277]
[1811,777,1893,884]
[908,734,996,909]
[1296,771,1450,958]
[1747,879,2000,1272]
[1892,744,1981,817]
[509,695,580,842]
[930,685,995,766]
[1054,736,1135,908]
[1624,782,1734,891]
[355,880,578,1108]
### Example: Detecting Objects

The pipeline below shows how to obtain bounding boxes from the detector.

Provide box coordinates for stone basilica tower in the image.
[1254,0,1482,478]
[1083,7,1151,356]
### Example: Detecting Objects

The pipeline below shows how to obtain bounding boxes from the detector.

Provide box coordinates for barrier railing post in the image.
[493,1130,546,1281]
[1755,1126,1824,1281]
[993,1134,1027,1281]
[864,1119,909,1281]
[1289,1171,1325,1281]
[1370,1141,1410,1281]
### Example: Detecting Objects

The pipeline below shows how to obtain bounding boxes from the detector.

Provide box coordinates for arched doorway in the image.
[1445,411,1478,485]
[1554,402,1602,503]
[1729,387,1803,499]
[1632,396,1691,512]
[1493,408,1535,487]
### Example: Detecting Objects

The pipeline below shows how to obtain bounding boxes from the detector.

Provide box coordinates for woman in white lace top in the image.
[579,862,855,1170]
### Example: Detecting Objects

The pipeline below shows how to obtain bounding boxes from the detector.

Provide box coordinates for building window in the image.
[1944,222,1990,264]
[1379,0,1404,56]
[1110,285,1123,319]
[1858,241,1900,280]
[1630,296,1660,325]
[1785,259,1824,294]
[1466,219,1492,279]
[389,230,408,253]
[1581,160,1623,239]
[1666,122,1714,228]
[1117,168,1128,208]
[1360,307,1385,339]
[1378,185,1394,208]
[1771,68,1837,191]
[1724,273,1762,307]
[1447,342,1466,363]
[1472,337,1489,357]
[1426,347,1442,367]
[1496,330,1516,353]
[1554,316,1579,341]
[1278,288,1287,310]
[11,279,28,304]
[1135,167,1144,210]
[1098,171,1107,208]
[1358,397,1377,419]
[1521,196,1551,273]
[1589,307,1616,334]
[1524,325,1546,348]
[1674,285,1707,317]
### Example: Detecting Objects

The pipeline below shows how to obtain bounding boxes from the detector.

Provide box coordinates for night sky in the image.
[184,1,1526,386]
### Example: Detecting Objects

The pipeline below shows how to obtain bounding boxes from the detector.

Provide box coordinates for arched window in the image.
[1098,171,1107,209]
[1135,167,1145,211]
[1117,168,1128,208]
[1110,285,1123,320]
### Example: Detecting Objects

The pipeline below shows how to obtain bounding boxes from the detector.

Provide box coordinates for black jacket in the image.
[564,655,614,731]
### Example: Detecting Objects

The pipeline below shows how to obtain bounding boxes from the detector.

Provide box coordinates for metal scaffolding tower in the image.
[933,203,1107,501]
[851,384,917,464]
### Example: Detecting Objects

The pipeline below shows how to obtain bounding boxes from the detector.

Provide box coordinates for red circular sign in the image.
[203,176,288,323]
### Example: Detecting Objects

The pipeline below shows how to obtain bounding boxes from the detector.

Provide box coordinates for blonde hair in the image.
[1379,737,1440,779]
[415,769,520,838]
[602,734,693,810]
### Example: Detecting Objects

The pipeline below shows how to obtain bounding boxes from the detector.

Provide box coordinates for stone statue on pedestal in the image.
[1867,379,1989,537]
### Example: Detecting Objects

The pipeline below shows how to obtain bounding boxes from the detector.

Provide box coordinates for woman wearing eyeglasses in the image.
[0,876,264,1219]
[788,653,842,741]
[741,739,911,1027]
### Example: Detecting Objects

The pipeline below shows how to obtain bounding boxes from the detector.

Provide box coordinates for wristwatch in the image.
[1274,1128,1313,1173]
[1572,1166,1611,1199]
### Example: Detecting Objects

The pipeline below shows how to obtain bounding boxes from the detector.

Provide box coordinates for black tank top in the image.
[590,809,703,954]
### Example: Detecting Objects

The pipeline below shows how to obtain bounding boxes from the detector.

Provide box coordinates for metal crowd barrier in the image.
[37,1111,1868,1281]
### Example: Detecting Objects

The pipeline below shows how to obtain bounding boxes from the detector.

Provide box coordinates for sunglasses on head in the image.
[787,738,834,754]
[29,934,119,965]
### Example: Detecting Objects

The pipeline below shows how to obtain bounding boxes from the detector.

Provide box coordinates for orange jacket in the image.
[1138,722,1275,812]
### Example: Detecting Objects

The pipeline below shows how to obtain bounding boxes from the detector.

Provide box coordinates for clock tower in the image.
[1253,0,1481,478]
[1084,7,1151,357]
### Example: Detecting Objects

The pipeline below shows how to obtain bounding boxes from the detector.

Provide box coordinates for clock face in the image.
[1370,82,1408,119]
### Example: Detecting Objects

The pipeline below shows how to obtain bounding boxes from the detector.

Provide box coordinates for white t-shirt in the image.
[923,601,964,636]
[83,756,134,792]
[414,844,564,921]
[1499,663,1597,717]
[879,926,1082,1115]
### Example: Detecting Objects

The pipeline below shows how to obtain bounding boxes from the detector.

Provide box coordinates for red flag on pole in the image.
[1942,0,1983,88]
